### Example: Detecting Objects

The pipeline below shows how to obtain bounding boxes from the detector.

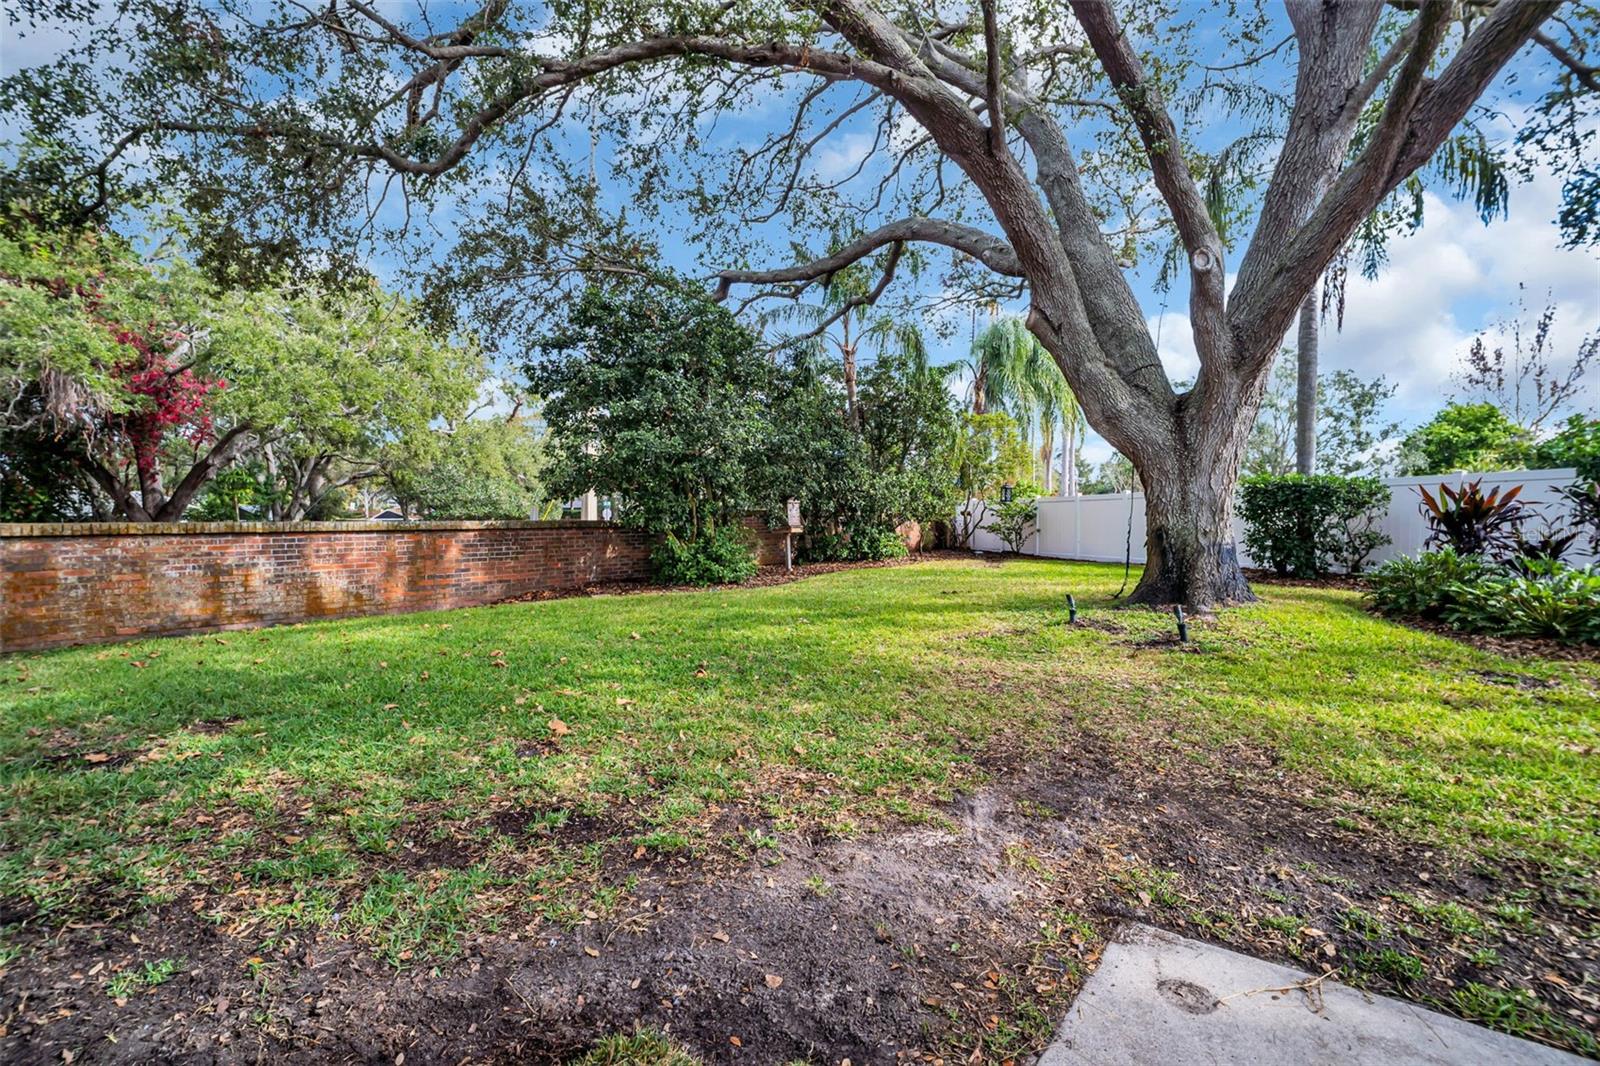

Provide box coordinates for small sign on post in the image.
[784,498,803,572]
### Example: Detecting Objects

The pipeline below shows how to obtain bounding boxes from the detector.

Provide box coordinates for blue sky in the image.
[2,2,1595,468]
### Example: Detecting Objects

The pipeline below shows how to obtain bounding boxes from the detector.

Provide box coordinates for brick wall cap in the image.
[0,519,620,538]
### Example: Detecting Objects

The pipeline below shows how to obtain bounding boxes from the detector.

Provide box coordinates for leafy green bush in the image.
[650,526,758,586]
[796,532,851,564]
[1442,567,1600,644]
[984,493,1039,554]
[1239,474,1391,576]
[849,526,909,561]
[796,526,907,563]
[1526,415,1600,479]
[1366,549,1496,619]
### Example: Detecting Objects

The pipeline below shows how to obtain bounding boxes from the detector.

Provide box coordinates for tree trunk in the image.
[1294,285,1319,475]
[1059,415,1072,496]
[1128,458,1255,608]
[842,342,859,430]
[1124,385,1258,610]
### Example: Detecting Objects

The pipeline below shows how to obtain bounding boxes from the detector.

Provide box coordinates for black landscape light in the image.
[1173,604,1189,642]
[1001,483,1014,504]
[1067,593,1077,623]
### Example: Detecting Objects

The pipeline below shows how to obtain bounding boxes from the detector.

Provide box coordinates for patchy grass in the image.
[2,556,1598,1059]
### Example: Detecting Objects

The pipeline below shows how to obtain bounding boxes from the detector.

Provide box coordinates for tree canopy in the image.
[4,0,1592,603]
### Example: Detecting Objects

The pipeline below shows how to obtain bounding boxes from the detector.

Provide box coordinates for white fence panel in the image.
[959,468,1590,571]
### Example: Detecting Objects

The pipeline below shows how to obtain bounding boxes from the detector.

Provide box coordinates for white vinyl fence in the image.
[958,468,1592,571]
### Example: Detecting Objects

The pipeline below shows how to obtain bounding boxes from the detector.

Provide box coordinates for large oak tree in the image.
[7,0,1592,604]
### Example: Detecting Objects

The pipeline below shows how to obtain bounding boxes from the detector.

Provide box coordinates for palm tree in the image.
[772,259,927,430]
[967,316,1083,494]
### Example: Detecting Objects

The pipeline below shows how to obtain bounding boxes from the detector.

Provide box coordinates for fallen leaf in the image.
[548,718,571,736]
[616,697,636,706]
[584,946,599,958]
[710,930,730,943]
[729,1036,742,1048]
[82,752,111,764]
[764,974,783,989]
[383,703,399,711]
[629,632,641,640]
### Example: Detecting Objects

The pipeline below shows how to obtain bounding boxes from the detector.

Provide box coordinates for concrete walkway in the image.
[1040,923,1586,1065]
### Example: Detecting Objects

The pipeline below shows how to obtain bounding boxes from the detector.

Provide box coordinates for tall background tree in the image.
[6,0,1592,604]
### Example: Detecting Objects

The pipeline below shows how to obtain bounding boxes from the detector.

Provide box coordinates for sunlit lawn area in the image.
[2,556,1597,1058]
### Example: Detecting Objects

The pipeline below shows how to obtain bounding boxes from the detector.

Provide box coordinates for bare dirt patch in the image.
[3,715,1596,1064]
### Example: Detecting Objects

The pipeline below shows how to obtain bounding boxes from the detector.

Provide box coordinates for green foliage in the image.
[850,527,910,561]
[187,461,279,521]
[767,348,959,556]
[0,426,98,520]
[1238,474,1391,577]
[1244,351,1400,478]
[1527,416,1600,480]
[572,1031,699,1066]
[985,491,1040,554]
[1442,568,1600,645]
[1417,479,1529,558]
[1366,549,1498,620]
[0,219,488,521]
[1560,477,1600,554]
[529,283,771,540]
[1398,404,1528,476]
[388,415,547,521]
[1079,452,1137,495]
[650,526,758,586]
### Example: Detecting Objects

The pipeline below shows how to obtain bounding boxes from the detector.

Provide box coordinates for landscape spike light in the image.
[1067,593,1077,623]
[1173,605,1189,643]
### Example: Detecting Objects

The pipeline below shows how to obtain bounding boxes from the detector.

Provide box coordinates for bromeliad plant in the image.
[1417,480,1529,558]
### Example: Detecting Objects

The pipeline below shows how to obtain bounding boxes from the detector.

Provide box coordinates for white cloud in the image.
[1146,310,1200,384]
[812,131,876,181]
[1314,172,1600,427]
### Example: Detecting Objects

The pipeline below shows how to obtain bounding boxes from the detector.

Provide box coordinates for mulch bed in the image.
[1381,612,1600,663]
[1241,568,1371,592]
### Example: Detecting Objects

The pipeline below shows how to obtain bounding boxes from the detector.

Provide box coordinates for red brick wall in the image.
[0,520,653,653]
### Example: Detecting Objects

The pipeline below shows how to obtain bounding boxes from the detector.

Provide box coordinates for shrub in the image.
[650,526,758,586]
[797,531,851,564]
[848,526,909,561]
[1239,474,1391,577]
[796,525,907,563]
[1509,526,1581,575]
[985,494,1038,554]
[1417,479,1528,557]
[1366,549,1496,620]
[1442,567,1600,644]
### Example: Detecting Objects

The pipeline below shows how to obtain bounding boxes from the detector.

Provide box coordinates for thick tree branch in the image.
[1232,0,1560,362]
[775,241,904,354]
[1534,29,1599,92]
[712,217,1021,299]
[980,0,1006,156]
[1069,0,1226,366]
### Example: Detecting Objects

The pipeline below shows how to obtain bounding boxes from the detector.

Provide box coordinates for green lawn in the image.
[2,556,1597,960]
